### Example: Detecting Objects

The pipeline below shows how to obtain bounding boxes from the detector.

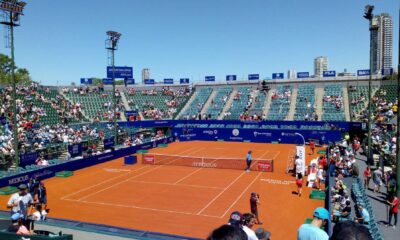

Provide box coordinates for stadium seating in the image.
[267,85,292,120]
[205,87,232,119]
[224,86,251,120]
[294,85,315,121]
[248,90,266,117]
[66,91,124,121]
[322,84,346,121]
[180,88,213,119]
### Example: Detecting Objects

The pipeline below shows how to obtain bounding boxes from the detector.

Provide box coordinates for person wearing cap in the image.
[7,183,35,228]
[228,211,243,228]
[255,228,271,240]
[297,207,329,240]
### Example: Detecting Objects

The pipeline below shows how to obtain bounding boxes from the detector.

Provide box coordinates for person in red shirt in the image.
[387,195,398,229]
[309,140,315,155]
[363,166,372,189]
[296,173,303,197]
[250,192,262,224]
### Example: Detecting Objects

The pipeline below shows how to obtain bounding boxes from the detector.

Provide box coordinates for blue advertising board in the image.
[68,143,83,158]
[80,78,93,85]
[226,75,237,81]
[248,74,259,80]
[205,76,215,82]
[144,79,155,85]
[272,73,284,79]
[103,137,115,150]
[107,66,133,79]
[381,68,393,75]
[180,78,190,84]
[19,152,39,167]
[164,78,174,84]
[125,78,135,85]
[323,71,336,77]
[102,78,114,85]
[297,72,310,78]
[357,69,370,76]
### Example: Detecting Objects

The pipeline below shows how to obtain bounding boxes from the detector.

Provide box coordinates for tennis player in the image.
[296,173,303,197]
[245,151,252,172]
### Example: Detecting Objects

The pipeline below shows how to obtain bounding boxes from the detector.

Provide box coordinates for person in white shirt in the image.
[294,155,303,175]
[242,213,259,240]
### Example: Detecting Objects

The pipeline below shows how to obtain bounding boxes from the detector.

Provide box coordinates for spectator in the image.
[363,166,371,189]
[296,173,303,197]
[387,173,397,200]
[207,224,247,240]
[7,184,34,221]
[297,207,329,240]
[354,205,370,225]
[330,221,372,240]
[372,167,383,193]
[242,213,258,240]
[228,211,243,228]
[254,228,271,240]
[387,195,399,229]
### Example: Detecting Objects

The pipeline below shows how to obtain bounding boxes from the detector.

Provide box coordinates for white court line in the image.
[220,172,262,218]
[174,168,203,184]
[61,166,147,200]
[259,150,269,159]
[63,198,221,218]
[196,171,246,215]
[75,147,200,202]
[272,151,281,159]
[127,180,224,190]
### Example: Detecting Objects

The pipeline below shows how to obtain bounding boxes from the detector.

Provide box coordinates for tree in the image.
[0,53,32,84]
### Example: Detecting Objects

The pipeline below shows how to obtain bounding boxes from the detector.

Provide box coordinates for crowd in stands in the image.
[323,95,343,111]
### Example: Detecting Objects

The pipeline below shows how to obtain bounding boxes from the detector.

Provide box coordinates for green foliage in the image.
[0,53,32,84]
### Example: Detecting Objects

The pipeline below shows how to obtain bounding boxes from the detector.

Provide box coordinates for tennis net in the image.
[141,153,273,172]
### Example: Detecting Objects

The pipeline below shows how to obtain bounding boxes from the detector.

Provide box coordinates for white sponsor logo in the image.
[232,129,240,136]
[192,162,217,168]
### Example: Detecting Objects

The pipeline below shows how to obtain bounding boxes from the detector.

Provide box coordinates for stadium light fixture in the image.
[363,5,374,20]
[0,0,27,168]
[105,30,121,146]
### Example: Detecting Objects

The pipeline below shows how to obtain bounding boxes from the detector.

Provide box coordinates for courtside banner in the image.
[143,155,155,164]
[257,160,273,172]
[296,146,306,175]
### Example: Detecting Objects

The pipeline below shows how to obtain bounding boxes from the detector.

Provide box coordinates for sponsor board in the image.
[260,178,295,185]
[192,161,218,168]
[257,160,273,172]
[143,155,155,164]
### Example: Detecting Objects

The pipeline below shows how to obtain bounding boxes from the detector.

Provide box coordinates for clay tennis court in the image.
[0,141,324,239]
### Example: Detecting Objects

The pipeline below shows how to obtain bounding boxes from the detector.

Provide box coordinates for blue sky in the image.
[1,0,399,85]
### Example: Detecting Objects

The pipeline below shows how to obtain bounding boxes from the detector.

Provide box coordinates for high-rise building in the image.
[287,70,297,79]
[142,68,150,83]
[371,13,393,74]
[314,56,328,77]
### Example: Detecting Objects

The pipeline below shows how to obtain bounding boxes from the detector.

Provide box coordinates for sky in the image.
[0,0,399,85]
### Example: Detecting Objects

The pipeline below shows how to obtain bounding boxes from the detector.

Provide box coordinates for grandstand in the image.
[204,86,232,119]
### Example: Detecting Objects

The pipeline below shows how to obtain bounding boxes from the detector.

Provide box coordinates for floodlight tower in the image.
[106,30,121,146]
[363,5,378,166]
[0,0,27,168]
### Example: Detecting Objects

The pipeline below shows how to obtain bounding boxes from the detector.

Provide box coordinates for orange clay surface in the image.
[0,141,325,239]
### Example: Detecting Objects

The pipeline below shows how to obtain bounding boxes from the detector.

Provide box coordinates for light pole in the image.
[295,132,305,146]
[363,5,378,166]
[0,0,27,168]
[106,31,121,146]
